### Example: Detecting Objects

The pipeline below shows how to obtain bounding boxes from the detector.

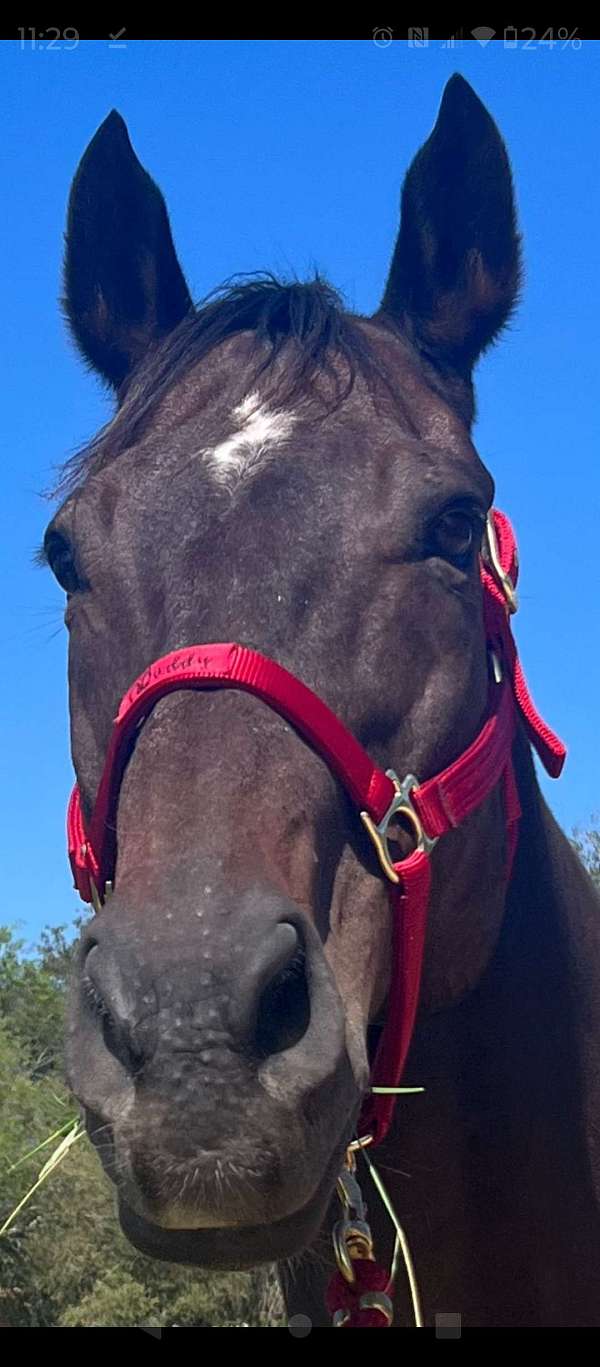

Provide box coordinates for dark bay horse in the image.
[46,75,600,1325]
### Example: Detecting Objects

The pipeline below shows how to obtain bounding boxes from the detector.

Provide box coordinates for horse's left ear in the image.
[378,74,521,374]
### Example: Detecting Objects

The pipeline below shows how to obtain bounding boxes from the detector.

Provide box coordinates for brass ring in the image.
[348,1133,374,1152]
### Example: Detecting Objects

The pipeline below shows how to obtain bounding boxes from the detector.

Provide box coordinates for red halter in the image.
[67,509,565,1147]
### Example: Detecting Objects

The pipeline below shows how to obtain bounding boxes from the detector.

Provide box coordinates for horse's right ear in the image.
[63,111,193,390]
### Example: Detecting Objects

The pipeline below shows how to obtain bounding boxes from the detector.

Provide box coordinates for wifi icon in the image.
[471,26,496,45]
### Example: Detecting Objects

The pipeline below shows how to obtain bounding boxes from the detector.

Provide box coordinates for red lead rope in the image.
[67,511,565,1155]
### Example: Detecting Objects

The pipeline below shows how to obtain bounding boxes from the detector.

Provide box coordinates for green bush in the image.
[0,924,284,1328]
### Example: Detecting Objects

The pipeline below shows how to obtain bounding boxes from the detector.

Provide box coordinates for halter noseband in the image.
[67,509,565,1148]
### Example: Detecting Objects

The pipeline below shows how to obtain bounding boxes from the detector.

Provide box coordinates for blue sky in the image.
[2,39,599,944]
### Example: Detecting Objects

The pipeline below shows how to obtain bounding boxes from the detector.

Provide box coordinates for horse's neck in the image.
[493,732,600,1243]
[375,733,600,1325]
[506,735,600,1205]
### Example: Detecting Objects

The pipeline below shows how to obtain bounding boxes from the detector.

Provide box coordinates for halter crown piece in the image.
[66,509,565,1326]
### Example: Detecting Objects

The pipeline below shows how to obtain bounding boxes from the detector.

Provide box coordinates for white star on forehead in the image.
[202,392,296,489]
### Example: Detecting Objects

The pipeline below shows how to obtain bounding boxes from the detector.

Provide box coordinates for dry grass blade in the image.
[370,1086,425,1095]
[8,1117,80,1173]
[0,1120,85,1238]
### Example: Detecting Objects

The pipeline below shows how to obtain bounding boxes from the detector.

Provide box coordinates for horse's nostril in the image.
[82,945,112,1022]
[254,937,310,1059]
[81,937,100,980]
[81,944,144,1072]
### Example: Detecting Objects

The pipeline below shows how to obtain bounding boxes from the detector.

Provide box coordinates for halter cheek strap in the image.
[66,509,565,1148]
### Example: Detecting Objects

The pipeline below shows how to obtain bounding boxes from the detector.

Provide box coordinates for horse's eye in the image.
[45,532,84,595]
[431,509,480,566]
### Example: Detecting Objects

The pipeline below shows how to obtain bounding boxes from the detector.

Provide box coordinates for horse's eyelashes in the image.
[44,531,86,596]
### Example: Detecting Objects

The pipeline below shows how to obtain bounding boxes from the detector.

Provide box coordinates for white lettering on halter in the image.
[203,393,296,489]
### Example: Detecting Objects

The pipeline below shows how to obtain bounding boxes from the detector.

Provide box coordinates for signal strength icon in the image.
[471,26,496,45]
[442,28,464,47]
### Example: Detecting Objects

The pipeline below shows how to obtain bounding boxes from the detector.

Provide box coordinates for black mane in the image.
[57,274,386,494]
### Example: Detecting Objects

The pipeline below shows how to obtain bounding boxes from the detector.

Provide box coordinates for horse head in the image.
[50,76,524,1269]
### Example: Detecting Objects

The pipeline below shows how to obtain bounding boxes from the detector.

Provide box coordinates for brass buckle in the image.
[332,1219,375,1283]
[484,512,518,615]
[360,771,438,885]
